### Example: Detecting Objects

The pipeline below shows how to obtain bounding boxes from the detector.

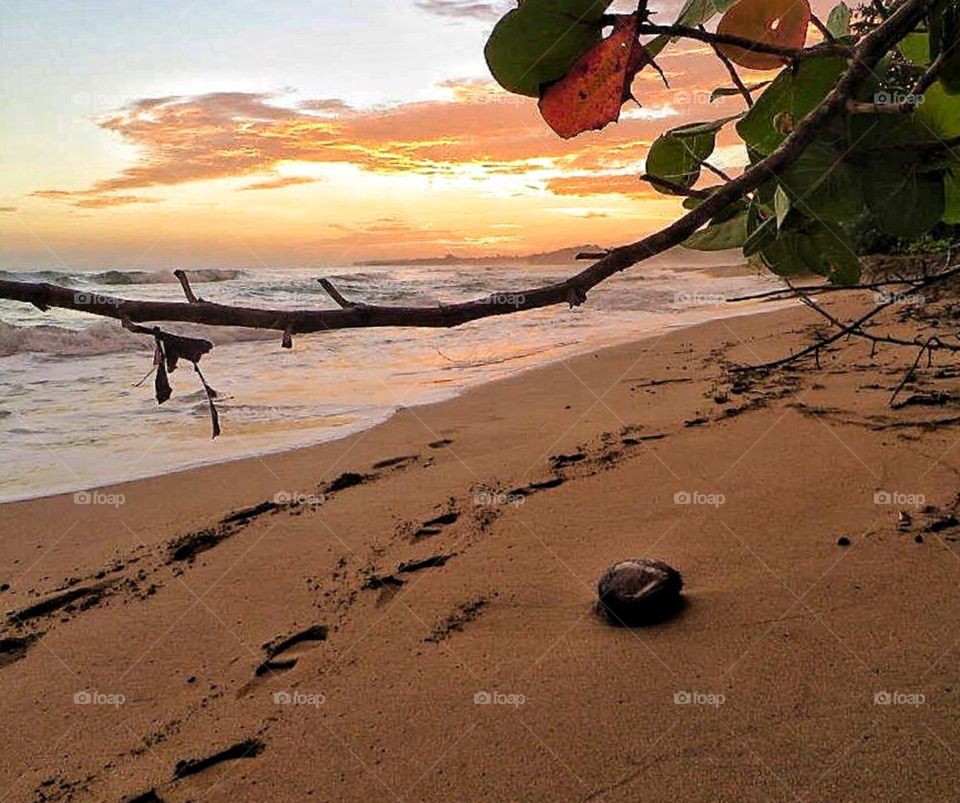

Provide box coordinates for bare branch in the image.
[704,25,754,107]
[173,269,200,304]
[636,22,855,60]
[318,278,363,309]
[0,0,937,344]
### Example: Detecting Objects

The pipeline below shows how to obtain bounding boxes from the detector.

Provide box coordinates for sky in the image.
[0,0,818,268]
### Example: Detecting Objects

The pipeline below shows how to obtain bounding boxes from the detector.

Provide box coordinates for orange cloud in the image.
[238,176,321,191]
[32,190,161,208]
[32,49,741,208]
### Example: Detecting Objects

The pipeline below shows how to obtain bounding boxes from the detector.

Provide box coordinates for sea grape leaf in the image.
[737,56,846,154]
[760,220,860,284]
[900,32,931,64]
[863,161,946,238]
[538,14,652,139]
[915,83,960,138]
[826,2,852,37]
[484,0,613,97]
[716,0,811,71]
[930,0,960,94]
[646,117,736,193]
[944,170,960,223]
[777,140,864,222]
[647,0,740,56]
[683,208,749,250]
[710,80,772,102]
[774,185,792,228]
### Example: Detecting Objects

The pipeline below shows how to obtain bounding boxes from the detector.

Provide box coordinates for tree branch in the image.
[635,22,854,60]
[0,0,936,343]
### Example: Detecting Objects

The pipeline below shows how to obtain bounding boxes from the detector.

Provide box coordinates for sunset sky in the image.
[0,0,827,268]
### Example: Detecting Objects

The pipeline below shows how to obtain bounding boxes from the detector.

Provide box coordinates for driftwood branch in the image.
[0,0,936,344]
[173,269,200,304]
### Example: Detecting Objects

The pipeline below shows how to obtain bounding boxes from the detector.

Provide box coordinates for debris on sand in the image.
[596,559,683,627]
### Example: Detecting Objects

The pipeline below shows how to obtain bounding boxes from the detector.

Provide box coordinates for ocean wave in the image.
[0,320,276,358]
[0,268,244,286]
[0,321,146,358]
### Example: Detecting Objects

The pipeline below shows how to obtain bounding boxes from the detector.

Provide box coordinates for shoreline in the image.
[4,294,960,801]
[0,291,789,505]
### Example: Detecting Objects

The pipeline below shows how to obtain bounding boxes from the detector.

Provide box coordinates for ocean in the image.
[0,255,787,502]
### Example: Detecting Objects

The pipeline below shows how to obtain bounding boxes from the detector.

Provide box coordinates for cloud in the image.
[414,0,508,21]
[238,176,320,191]
[0,206,18,213]
[32,191,161,208]
[32,50,737,208]
[545,174,658,199]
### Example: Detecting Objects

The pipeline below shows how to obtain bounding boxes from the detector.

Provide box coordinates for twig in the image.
[173,269,200,304]
[635,22,854,60]
[889,339,931,405]
[732,266,960,373]
[703,24,754,107]
[318,278,362,308]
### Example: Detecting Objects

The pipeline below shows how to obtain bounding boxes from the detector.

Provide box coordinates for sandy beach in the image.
[3,293,960,802]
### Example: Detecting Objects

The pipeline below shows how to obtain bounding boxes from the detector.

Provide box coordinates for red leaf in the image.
[538,14,650,140]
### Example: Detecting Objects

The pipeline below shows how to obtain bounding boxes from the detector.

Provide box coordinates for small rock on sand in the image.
[837,537,851,547]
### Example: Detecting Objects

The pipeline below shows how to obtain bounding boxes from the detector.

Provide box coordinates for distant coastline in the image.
[354,245,604,267]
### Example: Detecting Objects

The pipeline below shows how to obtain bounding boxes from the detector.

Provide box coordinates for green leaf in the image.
[826,2,852,37]
[737,57,846,155]
[710,81,773,102]
[944,171,960,223]
[484,0,613,97]
[743,207,776,256]
[645,118,734,194]
[916,83,960,138]
[684,210,748,250]
[777,141,865,223]
[930,0,960,94]
[759,221,861,284]
[862,161,946,238]
[774,185,792,228]
[900,32,931,65]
